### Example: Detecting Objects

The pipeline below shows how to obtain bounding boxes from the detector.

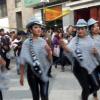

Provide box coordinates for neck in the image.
[78,35,86,38]
[93,33,99,36]
[32,35,39,39]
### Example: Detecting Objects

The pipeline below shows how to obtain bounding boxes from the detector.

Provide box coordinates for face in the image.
[77,27,87,38]
[17,35,22,40]
[67,26,73,34]
[31,24,42,37]
[0,30,4,36]
[91,23,100,35]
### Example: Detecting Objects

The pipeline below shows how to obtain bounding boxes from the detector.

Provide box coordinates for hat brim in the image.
[75,25,87,27]
[88,21,98,26]
[26,22,45,28]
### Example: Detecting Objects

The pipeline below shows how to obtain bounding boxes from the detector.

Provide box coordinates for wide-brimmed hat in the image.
[87,18,98,26]
[26,17,44,28]
[76,19,87,27]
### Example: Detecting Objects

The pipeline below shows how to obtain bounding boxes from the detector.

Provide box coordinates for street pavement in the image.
[2,60,100,100]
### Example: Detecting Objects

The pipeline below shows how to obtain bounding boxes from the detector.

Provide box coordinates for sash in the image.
[29,37,42,78]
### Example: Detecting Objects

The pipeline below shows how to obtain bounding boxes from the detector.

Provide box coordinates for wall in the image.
[6,0,17,30]
[62,3,74,32]
[6,0,34,31]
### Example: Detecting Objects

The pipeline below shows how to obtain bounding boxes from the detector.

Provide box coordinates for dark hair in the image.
[17,30,26,35]
[0,28,4,32]
[88,24,94,31]
[66,25,73,31]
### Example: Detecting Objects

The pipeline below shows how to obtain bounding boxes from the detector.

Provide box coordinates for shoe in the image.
[6,67,10,70]
[48,74,53,78]
[55,65,57,68]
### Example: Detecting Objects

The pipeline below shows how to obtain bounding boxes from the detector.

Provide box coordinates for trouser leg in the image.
[0,90,3,100]
[27,75,39,100]
[40,81,49,100]
[5,58,10,70]
[48,66,52,77]
[73,59,90,100]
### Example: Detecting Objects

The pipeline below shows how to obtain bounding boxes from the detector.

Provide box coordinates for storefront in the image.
[24,0,72,29]
[43,5,63,29]
[65,0,100,24]
[74,6,100,25]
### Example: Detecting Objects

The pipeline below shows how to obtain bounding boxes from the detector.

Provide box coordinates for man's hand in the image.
[20,64,24,86]
[45,44,52,62]
[59,39,70,52]
[91,48,98,55]
[20,77,24,86]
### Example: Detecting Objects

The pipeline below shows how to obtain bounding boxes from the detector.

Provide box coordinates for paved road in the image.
[2,60,100,100]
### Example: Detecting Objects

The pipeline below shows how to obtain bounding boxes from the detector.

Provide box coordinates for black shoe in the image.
[48,74,53,78]
[6,67,10,70]
[55,65,57,68]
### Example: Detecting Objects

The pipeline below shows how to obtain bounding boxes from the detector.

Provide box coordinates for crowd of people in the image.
[0,17,100,100]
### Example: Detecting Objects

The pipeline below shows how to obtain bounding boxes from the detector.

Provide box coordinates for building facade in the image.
[0,0,34,31]
[0,0,100,32]
[6,0,34,31]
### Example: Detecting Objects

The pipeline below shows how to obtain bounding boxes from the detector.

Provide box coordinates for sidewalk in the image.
[49,65,100,100]
[3,61,100,100]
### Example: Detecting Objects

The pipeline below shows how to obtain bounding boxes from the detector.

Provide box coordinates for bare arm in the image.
[20,64,24,86]
[45,44,52,62]
[59,39,71,52]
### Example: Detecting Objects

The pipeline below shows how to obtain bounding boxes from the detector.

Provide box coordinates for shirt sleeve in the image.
[20,40,29,65]
[67,37,76,52]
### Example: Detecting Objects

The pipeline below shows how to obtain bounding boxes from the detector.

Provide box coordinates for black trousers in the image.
[27,65,49,100]
[92,65,100,97]
[48,65,52,76]
[5,58,10,69]
[73,58,95,100]
[0,90,3,100]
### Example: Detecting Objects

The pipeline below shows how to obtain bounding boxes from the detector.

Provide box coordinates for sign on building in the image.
[40,0,49,2]
[24,0,40,7]
[24,0,49,7]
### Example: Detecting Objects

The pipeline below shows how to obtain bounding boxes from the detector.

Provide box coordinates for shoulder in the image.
[38,37,46,43]
[23,38,30,45]
[69,36,77,43]
[21,38,30,48]
[86,35,94,41]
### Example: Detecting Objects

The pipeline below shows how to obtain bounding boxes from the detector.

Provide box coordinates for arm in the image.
[45,44,52,62]
[59,39,71,52]
[19,41,27,86]
[20,64,24,86]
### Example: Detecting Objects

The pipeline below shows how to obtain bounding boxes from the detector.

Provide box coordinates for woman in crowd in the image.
[88,18,100,100]
[12,31,23,74]
[0,56,6,100]
[65,25,76,42]
[60,19,100,100]
[0,29,11,70]
[20,17,52,100]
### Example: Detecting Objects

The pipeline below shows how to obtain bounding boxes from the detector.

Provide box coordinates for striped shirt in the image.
[20,37,50,77]
[67,35,99,74]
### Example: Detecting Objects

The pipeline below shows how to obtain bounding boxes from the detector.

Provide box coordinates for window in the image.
[0,0,7,18]
[15,0,21,8]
